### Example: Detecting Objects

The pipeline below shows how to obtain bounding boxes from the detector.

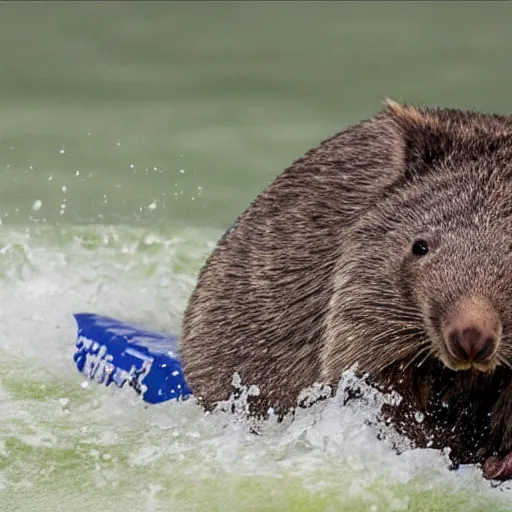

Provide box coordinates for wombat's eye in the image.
[412,239,429,257]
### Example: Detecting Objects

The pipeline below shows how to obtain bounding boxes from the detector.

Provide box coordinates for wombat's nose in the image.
[443,298,501,365]
[448,327,496,363]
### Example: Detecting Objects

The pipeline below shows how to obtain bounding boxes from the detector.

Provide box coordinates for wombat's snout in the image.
[441,297,502,370]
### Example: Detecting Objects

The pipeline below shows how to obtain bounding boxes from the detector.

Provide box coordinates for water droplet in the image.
[32,200,42,211]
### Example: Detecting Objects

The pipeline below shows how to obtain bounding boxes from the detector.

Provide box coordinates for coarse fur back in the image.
[180,100,512,477]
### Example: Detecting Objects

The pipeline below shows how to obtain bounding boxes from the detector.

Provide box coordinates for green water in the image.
[3,1,512,230]
[2,2,512,511]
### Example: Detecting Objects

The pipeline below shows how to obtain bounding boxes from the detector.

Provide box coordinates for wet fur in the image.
[180,101,512,471]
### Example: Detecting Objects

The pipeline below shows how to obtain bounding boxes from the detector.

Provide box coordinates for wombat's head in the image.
[324,101,512,380]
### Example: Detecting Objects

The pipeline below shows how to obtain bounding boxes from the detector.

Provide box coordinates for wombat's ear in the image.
[383,99,436,130]
[383,99,448,177]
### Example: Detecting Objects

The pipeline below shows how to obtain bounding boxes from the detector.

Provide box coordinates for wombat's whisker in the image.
[368,336,430,373]
[341,307,423,325]
[370,327,425,345]
[390,338,429,358]
[365,311,423,323]
[374,342,429,373]
[413,347,436,369]
[497,354,512,371]
[351,305,423,322]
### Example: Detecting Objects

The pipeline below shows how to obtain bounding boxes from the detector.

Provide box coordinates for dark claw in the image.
[483,452,512,481]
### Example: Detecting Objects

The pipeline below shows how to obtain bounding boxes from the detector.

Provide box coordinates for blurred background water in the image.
[2,2,512,511]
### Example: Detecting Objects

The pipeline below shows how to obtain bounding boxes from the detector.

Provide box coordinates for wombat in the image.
[180,100,512,480]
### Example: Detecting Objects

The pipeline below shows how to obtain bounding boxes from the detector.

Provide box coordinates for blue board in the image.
[73,313,192,404]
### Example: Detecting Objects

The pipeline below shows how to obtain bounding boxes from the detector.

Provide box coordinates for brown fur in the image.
[180,101,512,477]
